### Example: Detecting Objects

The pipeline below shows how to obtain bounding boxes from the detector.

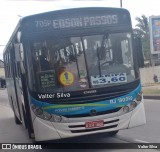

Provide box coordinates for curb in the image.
[144,95,160,100]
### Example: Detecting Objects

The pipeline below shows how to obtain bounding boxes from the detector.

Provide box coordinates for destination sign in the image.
[22,8,131,33]
[35,15,118,29]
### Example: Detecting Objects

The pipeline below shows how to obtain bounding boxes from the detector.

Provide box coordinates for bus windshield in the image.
[28,32,135,93]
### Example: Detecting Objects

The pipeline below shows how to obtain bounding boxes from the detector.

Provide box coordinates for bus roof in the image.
[21,7,131,33]
[22,7,130,20]
[3,7,131,55]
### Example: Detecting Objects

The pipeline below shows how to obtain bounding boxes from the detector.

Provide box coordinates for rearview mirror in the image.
[133,37,144,68]
[14,43,25,74]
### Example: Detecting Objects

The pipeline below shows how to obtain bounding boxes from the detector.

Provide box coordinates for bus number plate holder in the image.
[85,120,104,129]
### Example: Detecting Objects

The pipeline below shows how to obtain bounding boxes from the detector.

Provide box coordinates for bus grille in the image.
[69,119,119,133]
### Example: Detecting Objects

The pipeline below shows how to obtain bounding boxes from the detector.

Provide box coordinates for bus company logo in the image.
[2,144,11,149]
[90,109,97,116]
[83,90,97,94]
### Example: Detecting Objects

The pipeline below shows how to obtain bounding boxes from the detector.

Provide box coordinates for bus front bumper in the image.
[32,101,146,141]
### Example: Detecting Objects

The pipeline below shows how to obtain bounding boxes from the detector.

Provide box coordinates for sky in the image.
[1,0,160,60]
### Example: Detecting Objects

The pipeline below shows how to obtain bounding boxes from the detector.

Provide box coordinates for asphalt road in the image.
[0,89,159,152]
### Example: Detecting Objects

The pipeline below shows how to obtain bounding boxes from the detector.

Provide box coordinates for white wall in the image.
[0,68,5,78]
[140,66,160,86]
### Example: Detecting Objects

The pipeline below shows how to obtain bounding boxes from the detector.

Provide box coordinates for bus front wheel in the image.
[12,100,21,125]
[22,105,27,129]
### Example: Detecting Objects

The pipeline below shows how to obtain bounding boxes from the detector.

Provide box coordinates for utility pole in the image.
[120,0,123,8]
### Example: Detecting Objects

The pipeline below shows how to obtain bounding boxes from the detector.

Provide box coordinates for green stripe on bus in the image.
[42,103,108,110]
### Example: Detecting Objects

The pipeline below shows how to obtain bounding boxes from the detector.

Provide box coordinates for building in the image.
[149,16,160,66]
[0,60,6,88]
[0,60,4,77]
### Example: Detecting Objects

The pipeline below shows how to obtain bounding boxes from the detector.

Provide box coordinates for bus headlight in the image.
[43,111,52,120]
[31,104,66,122]
[123,106,129,113]
[130,101,137,109]
[31,104,36,110]
[120,92,143,114]
[35,107,43,115]
[50,115,62,122]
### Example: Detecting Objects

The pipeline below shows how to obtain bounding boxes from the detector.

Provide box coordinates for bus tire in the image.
[108,130,119,136]
[26,115,34,139]
[14,112,21,125]
[11,99,21,125]
[27,126,35,139]
[22,105,27,129]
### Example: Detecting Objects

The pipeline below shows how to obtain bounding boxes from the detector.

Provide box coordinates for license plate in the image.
[85,120,104,129]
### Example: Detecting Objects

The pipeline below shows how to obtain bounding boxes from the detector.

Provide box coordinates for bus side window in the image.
[14,43,21,78]
[8,51,12,78]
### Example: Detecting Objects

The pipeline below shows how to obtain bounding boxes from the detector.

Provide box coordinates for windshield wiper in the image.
[72,44,81,78]
[80,37,92,88]
[96,34,109,77]
[96,43,102,77]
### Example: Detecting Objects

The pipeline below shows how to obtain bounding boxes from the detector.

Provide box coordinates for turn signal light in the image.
[136,94,142,101]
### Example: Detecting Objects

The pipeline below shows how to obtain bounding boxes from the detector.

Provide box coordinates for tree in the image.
[134,15,149,37]
[133,15,150,63]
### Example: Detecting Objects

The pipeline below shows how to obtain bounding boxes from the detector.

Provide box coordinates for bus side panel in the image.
[6,77,18,115]
[14,77,25,125]
[5,49,21,121]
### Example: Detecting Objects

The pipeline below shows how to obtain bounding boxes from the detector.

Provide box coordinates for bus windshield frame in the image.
[26,31,136,93]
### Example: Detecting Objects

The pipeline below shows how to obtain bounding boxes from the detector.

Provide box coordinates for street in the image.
[0,89,159,152]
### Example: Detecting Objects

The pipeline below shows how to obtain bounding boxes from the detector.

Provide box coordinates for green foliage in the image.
[133,15,150,61]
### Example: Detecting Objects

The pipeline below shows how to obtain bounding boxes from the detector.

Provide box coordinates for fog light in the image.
[136,94,142,101]
[123,106,129,113]
[43,111,52,120]
[130,101,137,109]
[50,115,62,122]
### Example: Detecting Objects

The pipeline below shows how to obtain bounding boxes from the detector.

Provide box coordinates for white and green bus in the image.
[3,7,146,141]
